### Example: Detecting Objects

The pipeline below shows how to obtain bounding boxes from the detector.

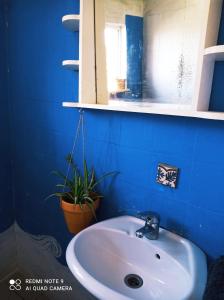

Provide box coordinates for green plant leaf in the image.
[45,192,63,201]
[79,202,83,210]
[84,196,94,204]
[83,159,89,189]
[56,184,66,188]
[91,171,117,189]
[86,202,97,220]
[51,170,73,190]
[47,154,118,210]
[88,168,95,189]
[66,153,73,165]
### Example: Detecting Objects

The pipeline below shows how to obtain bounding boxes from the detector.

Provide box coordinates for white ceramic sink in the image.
[66,216,207,300]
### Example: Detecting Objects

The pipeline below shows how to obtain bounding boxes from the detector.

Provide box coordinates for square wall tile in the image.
[156,163,178,188]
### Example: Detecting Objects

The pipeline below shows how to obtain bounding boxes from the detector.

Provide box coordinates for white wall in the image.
[143,0,202,104]
[105,0,143,24]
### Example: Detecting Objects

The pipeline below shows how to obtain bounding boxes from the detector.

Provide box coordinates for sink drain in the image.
[124,274,143,289]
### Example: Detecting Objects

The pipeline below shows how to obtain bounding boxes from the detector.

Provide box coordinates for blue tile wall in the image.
[4,0,224,265]
[7,0,80,264]
[0,0,14,232]
[83,111,224,262]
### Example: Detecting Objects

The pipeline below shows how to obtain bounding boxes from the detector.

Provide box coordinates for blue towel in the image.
[203,256,224,300]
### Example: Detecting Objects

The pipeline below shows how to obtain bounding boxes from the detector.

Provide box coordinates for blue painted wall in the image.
[4,0,224,266]
[7,0,80,263]
[0,0,14,232]
[84,112,224,261]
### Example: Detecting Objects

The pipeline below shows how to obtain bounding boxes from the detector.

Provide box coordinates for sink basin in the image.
[66,216,207,300]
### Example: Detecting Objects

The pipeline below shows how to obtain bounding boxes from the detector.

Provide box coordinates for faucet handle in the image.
[136,211,160,224]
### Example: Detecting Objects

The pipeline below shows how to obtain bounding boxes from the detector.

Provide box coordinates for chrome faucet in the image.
[135,211,160,240]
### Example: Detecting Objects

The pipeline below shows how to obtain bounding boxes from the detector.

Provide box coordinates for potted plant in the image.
[48,154,115,234]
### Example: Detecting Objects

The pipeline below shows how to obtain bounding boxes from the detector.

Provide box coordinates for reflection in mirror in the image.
[95,0,203,106]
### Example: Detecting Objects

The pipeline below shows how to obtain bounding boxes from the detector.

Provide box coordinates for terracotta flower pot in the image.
[60,195,100,234]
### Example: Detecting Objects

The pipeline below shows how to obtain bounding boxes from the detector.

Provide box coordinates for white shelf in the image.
[62,60,79,70]
[62,102,224,121]
[204,45,224,60]
[62,15,80,31]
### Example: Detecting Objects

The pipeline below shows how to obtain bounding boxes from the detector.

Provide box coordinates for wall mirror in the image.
[63,0,224,120]
[95,0,205,108]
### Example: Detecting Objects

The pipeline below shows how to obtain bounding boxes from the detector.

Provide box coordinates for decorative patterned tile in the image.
[156,163,178,188]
